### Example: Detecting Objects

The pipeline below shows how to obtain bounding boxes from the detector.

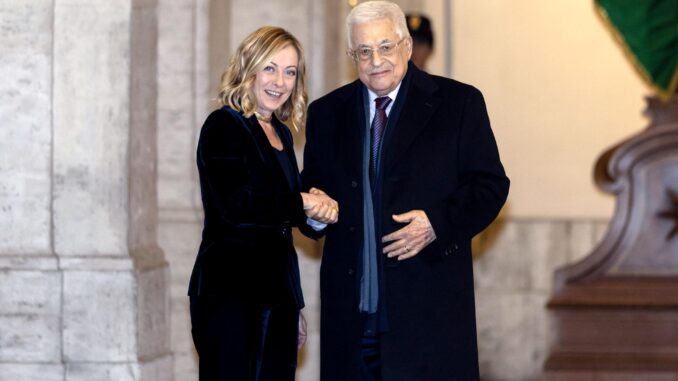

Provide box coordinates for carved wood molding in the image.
[544,96,678,378]
[553,96,678,293]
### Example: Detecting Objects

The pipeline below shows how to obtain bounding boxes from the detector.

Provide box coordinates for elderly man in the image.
[302,1,509,380]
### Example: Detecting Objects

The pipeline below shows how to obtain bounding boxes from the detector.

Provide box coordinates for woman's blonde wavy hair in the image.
[219,26,307,131]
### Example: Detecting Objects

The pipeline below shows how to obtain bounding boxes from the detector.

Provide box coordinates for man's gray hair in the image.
[346,1,410,49]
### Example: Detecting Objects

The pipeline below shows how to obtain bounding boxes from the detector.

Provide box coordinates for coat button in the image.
[351,180,358,188]
[348,268,355,276]
[445,243,459,256]
[348,226,356,232]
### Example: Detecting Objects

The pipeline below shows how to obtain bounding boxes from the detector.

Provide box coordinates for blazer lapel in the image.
[277,121,302,193]
[224,107,294,193]
[243,115,278,171]
[382,65,440,174]
[243,115,295,194]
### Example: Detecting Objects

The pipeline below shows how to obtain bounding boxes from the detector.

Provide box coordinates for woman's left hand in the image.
[298,312,308,350]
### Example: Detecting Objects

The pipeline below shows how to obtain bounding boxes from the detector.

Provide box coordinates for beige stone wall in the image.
[155,1,206,379]
[449,0,647,219]
[474,218,608,380]
[1,1,171,380]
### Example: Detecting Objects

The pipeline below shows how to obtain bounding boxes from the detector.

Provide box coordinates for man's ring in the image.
[405,246,409,252]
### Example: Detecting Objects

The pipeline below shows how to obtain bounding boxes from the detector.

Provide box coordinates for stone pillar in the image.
[0,1,171,379]
[156,0,210,379]
[0,0,58,378]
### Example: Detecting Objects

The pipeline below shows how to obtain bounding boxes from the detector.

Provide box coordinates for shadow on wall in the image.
[294,229,324,260]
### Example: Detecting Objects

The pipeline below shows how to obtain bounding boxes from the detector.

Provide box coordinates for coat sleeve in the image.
[197,110,307,228]
[299,101,329,239]
[423,87,509,256]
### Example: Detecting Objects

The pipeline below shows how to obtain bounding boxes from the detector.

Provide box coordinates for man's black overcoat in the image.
[302,62,510,381]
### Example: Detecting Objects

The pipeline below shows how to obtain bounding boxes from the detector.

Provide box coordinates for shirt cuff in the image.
[306,218,327,231]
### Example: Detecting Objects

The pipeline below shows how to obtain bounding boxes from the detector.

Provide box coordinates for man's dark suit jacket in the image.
[188,106,307,309]
[302,62,509,381]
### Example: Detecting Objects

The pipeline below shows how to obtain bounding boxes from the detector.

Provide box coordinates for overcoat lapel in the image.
[382,66,441,174]
[339,82,366,176]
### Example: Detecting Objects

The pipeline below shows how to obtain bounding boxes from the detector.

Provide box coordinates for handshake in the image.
[300,187,339,224]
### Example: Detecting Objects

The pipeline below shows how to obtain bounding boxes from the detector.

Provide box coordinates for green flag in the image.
[595,0,678,101]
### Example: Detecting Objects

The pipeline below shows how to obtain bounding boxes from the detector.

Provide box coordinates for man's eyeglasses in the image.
[348,37,408,62]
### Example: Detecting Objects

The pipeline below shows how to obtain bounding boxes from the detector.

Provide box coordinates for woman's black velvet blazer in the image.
[188,106,308,309]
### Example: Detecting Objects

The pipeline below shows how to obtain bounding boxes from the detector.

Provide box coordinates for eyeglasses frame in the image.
[347,36,410,62]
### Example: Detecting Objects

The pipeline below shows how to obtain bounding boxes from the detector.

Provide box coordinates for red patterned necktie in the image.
[371,96,392,179]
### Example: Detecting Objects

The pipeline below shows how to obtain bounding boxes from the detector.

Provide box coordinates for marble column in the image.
[0,0,59,377]
[0,1,171,380]
[155,0,213,379]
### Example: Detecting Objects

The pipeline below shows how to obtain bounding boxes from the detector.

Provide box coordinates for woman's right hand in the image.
[301,188,338,224]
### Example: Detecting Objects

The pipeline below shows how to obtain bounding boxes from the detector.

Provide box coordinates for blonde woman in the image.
[188,26,338,380]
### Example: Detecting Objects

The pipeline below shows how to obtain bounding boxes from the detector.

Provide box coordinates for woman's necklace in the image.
[255,111,272,123]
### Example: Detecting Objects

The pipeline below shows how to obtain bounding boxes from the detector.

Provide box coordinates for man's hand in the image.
[382,210,436,260]
[301,187,338,224]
